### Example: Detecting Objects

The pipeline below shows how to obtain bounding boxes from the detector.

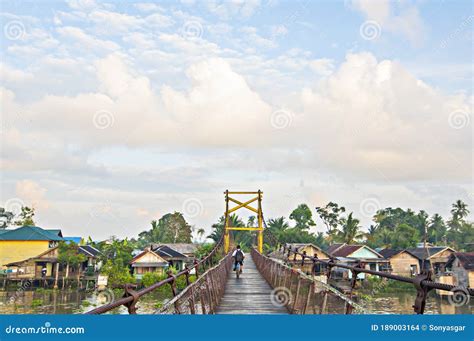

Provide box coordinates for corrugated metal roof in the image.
[153,245,187,259]
[0,226,64,241]
[449,252,474,270]
[405,247,453,260]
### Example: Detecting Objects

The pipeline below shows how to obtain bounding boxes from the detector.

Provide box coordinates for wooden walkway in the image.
[216,253,288,314]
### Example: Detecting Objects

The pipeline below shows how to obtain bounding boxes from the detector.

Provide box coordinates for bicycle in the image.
[235,262,242,278]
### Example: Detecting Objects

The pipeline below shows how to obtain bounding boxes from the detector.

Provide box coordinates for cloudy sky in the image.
[0,0,472,240]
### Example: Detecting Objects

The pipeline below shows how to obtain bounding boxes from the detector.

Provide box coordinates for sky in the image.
[0,0,472,241]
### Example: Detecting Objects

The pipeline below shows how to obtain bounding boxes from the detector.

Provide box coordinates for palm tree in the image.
[336,213,363,244]
[207,214,245,242]
[267,217,289,237]
[429,214,446,244]
[451,200,470,221]
[197,228,205,242]
[247,216,256,227]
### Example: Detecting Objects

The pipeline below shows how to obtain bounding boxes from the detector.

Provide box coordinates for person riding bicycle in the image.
[232,245,245,272]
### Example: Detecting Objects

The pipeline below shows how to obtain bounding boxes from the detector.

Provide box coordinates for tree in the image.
[451,200,470,222]
[390,224,420,249]
[428,214,446,244]
[0,207,14,229]
[315,202,345,236]
[135,212,193,247]
[57,241,87,288]
[14,206,35,226]
[336,213,363,244]
[247,216,256,227]
[197,228,205,242]
[267,217,289,238]
[290,204,316,230]
[99,238,134,268]
[159,212,193,243]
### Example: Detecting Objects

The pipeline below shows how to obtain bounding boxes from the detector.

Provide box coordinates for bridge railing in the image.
[158,252,232,314]
[251,248,368,314]
[277,244,474,314]
[86,235,225,315]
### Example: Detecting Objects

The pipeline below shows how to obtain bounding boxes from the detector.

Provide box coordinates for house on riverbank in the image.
[406,246,456,274]
[4,245,101,282]
[0,226,64,270]
[379,249,419,277]
[130,249,168,279]
[446,252,474,288]
[269,243,331,275]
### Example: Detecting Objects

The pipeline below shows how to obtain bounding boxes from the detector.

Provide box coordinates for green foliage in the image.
[14,206,35,226]
[195,243,215,258]
[0,207,14,228]
[142,272,166,287]
[289,204,316,230]
[135,212,193,248]
[100,260,134,287]
[335,212,363,244]
[57,241,87,274]
[315,202,345,235]
[98,238,134,268]
[208,214,251,248]
[31,299,43,308]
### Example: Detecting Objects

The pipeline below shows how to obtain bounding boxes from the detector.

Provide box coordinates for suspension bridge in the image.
[86,190,473,315]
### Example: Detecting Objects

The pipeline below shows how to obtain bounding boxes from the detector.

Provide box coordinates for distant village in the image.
[0,225,472,293]
[1,200,473,294]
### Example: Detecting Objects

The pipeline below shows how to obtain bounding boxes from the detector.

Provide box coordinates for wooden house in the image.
[0,226,64,270]
[152,245,190,271]
[130,250,168,279]
[269,243,331,275]
[152,243,198,258]
[327,243,389,279]
[446,252,474,288]
[406,246,456,274]
[379,249,419,276]
[4,245,101,281]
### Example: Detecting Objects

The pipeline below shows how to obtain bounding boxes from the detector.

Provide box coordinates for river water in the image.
[0,289,472,314]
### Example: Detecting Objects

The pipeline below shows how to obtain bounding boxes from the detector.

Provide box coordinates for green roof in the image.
[0,226,64,241]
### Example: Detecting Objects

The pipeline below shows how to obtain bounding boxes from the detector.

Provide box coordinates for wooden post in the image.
[53,263,59,289]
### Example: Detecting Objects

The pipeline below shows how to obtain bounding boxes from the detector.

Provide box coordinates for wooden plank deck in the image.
[216,253,288,314]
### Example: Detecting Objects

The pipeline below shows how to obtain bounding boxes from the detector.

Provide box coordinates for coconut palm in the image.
[336,213,363,244]
[197,228,205,242]
[451,200,470,221]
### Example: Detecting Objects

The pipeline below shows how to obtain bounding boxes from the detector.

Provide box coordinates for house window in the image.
[49,241,58,248]
[410,265,417,276]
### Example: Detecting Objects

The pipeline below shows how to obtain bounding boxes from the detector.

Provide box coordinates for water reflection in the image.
[0,289,472,314]
[0,289,165,314]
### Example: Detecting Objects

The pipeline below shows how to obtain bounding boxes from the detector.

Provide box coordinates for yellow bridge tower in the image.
[224,190,264,254]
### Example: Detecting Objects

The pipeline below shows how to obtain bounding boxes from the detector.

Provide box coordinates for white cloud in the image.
[309,58,334,76]
[16,180,50,210]
[57,26,120,52]
[350,0,425,45]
